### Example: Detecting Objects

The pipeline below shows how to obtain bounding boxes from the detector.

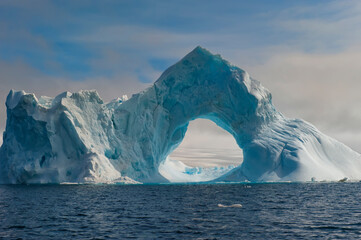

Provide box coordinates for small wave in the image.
[8,225,26,229]
[218,203,242,208]
[309,225,355,231]
[76,213,87,217]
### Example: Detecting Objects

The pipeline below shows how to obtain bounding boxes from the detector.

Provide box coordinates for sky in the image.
[0,0,361,154]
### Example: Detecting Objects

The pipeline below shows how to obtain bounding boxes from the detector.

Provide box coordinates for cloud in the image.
[268,0,361,51]
[175,119,240,149]
[170,119,243,167]
[1,0,361,155]
[242,48,361,152]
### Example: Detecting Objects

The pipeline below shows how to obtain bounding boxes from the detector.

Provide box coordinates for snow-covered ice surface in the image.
[1,46,361,184]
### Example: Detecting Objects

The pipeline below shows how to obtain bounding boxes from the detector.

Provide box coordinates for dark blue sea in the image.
[1,183,361,239]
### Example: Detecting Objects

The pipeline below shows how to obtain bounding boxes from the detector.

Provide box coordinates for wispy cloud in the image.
[244,48,361,151]
[270,1,361,51]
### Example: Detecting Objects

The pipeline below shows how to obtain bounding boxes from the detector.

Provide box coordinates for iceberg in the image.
[1,46,361,184]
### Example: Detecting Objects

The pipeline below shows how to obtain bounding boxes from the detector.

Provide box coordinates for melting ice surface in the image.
[1,46,361,184]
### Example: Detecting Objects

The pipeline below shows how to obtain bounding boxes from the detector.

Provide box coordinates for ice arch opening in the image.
[159,119,243,182]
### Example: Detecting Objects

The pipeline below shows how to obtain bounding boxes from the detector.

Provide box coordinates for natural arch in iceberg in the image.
[1,46,361,184]
[159,118,243,182]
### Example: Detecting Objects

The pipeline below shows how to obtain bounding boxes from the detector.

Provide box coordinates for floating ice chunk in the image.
[218,203,243,208]
[338,177,348,183]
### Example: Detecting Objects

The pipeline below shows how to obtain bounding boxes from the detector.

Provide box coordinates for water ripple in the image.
[1,183,361,239]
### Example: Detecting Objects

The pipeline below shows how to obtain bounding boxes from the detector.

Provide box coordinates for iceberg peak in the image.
[180,46,227,67]
[6,89,26,109]
[189,46,213,57]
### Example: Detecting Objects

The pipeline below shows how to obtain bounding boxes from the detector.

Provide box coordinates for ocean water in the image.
[1,183,361,239]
